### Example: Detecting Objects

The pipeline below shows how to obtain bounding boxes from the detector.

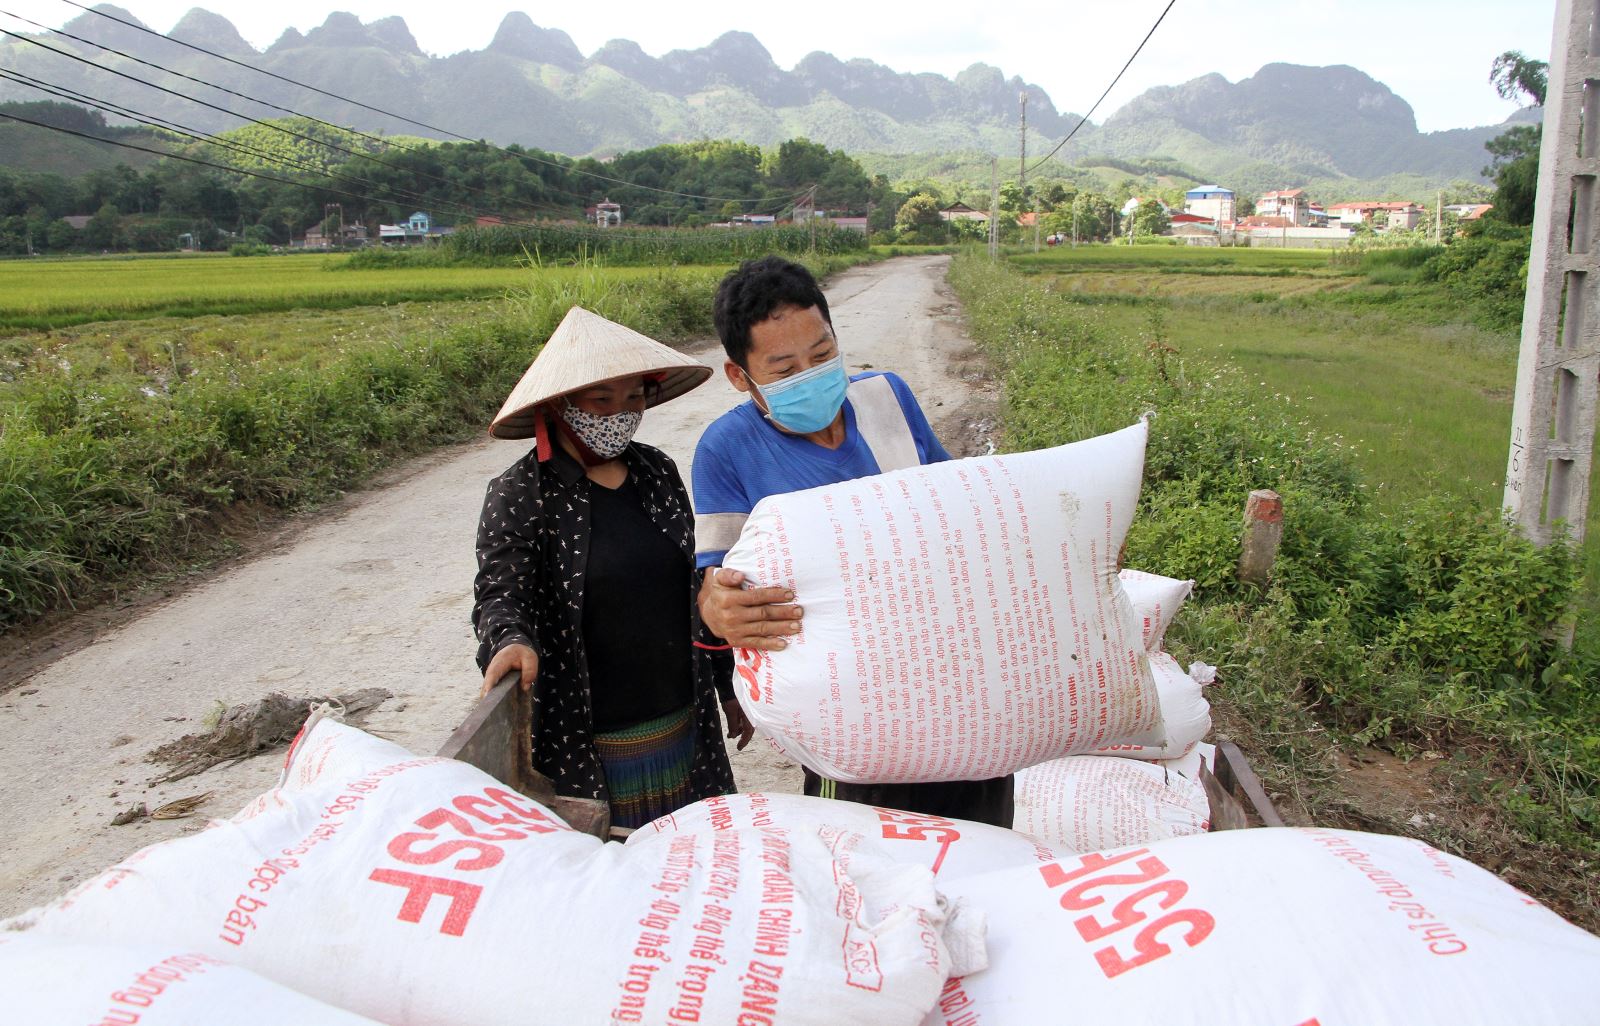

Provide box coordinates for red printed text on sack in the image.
[1038,848,1215,979]
[365,786,569,938]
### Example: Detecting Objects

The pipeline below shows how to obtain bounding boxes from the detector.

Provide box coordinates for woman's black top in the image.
[472,442,735,803]
[581,474,696,732]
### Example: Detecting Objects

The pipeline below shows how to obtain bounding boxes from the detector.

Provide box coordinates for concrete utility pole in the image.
[1504,0,1600,549]
[324,202,343,249]
[1018,92,1028,202]
[989,157,999,259]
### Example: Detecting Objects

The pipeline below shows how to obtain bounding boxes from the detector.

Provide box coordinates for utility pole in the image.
[1018,91,1028,202]
[1504,0,1599,553]
[1435,189,1443,245]
[324,202,343,249]
[989,157,999,259]
[1072,199,1079,247]
[1033,192,1041,253]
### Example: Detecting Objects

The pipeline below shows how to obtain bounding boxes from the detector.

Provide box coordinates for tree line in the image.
[0,103,904,255]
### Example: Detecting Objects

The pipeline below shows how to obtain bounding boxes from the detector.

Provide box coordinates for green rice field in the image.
[0,253,705,331]
[1013,242,1598,603]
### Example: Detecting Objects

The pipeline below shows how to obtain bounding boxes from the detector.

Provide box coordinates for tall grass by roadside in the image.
[0,253,863,631]
[950,251,1599,928]
[1009,245,1344,274]
[340,222,870,269]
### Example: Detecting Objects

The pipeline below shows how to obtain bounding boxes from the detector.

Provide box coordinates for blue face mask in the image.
[750,353,848,434]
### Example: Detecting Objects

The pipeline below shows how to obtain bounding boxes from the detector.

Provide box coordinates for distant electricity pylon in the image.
[1504,0,1599,550]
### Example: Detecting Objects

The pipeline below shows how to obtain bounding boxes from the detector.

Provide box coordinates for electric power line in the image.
[0,67,538,219]
[0,108,816,244]
[1024,0,1177,176]
[46,0,781,206]
[0,10,801,218]
[0,22,615,214]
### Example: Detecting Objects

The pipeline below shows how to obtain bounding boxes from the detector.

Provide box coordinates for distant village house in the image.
[1328,201,1424,231]
[586,200,622,228]
[939,202,989,223]
[823,215,869,233]
[1256,189,1310,226]
[1183,186,1235,224]
[303,223,369,249]
[378,211,452,245]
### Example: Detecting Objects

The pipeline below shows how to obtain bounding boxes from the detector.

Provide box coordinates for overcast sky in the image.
[3,0,1556,133]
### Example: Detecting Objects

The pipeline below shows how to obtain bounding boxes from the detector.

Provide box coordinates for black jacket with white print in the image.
[472,441,736,803]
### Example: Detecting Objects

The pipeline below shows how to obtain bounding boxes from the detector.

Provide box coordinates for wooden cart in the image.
[439,673,1285,841]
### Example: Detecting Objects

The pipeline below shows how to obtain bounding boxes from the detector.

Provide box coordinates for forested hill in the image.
[0,6,1532,185]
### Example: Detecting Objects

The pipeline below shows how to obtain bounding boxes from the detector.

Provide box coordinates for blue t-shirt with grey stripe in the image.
[691,371,950,569]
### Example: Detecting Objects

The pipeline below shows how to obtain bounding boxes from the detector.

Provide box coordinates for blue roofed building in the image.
[1184,186,1235,225]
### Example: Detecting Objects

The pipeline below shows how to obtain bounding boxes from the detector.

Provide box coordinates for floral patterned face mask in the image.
[559,401,642,460]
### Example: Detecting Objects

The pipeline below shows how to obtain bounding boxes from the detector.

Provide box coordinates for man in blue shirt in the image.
[693,256,1014,827]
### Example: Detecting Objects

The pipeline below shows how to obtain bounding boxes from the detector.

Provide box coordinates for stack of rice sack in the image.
[721,421,1168,786]
[631,792,1064,884]
[917,827,1600,1024]
[1010,568,1220,852]
[649,420,1600,1022]
[635,800,1600,1024]
[3,716,983,1026]
[721,419,1219,853]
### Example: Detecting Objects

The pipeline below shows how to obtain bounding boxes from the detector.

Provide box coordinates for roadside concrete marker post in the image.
[1505,0,1600,549]
[1239,489,1283,588]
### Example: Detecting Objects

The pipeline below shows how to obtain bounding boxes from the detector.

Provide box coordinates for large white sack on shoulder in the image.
[1118,569,1194,651]
[632,792,1068,882]
[1012,755,1209,852]
[923,828,1600,1026]
[0,933,388,1026]
[8,718,973,1026]
[1093,651,1211,760]
[724,421,1164,784]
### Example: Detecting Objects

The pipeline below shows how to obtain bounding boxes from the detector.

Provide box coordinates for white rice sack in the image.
[1094,652,1212,760]
[724,421,1164,784]
[633,792,1066,882]
[7,718,976,1026]
[1160,741,1216,781]
[0,933,387,1026]
[925,828,1600,1026]
[1118,569,1194,651]
[1012,756,1210,852]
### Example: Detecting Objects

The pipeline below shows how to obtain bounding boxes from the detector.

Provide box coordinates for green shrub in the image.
[1375,498,1579,684]
[1421,222,1531,329]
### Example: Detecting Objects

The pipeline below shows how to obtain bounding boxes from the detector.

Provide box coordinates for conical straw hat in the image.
[489,306,713,439]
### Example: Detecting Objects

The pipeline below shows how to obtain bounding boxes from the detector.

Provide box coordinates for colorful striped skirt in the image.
[593,705,697,829]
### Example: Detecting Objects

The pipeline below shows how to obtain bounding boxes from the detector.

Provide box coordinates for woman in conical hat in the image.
[471,307,748,829]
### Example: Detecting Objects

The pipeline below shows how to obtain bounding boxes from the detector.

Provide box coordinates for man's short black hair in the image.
[713,256,833,367]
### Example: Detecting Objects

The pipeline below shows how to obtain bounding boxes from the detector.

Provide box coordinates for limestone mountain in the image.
[0,6,1528,187]
[1080,63,1529,187]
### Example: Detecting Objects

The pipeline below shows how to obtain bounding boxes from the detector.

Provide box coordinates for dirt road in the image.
[0,254,994,917]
